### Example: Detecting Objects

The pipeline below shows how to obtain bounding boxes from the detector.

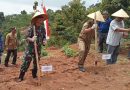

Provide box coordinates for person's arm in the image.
[84,24,97,33]
[5,34,9,47]
[115,28,130,32]
[26,28,37,42]
[84,28,93,33]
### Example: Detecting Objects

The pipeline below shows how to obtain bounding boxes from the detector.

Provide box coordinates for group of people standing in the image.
[0,8,130,81]
[0,11,47,82]
[78,9,130,72]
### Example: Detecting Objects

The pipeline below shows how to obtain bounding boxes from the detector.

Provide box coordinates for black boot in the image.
[32,69,37,78]
[18,71,25,82]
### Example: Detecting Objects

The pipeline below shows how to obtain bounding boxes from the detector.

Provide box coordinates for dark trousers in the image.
[5,49,17,65]
[107,45,120,64]
[98,32,108,53]
[78,38,90,67]
[19,52,38,80]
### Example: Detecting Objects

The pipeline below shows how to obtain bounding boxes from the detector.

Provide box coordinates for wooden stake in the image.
[94,12,98,66]
[33,25,41,85]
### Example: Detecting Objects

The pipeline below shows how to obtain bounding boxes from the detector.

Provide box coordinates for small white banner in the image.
[102,54,111,60]
[41,65,53,72]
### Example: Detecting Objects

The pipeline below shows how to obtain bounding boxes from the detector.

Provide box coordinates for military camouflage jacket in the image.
[25,26,46,55]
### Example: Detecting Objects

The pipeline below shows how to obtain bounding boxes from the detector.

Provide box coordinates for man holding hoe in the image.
[18,11,47,81]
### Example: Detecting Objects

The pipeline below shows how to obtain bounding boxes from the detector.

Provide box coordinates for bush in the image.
[47,36,70,48]
[62,44,78,57]
[41,46,48,56]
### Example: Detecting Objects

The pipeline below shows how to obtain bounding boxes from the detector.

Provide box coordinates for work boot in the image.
[32,69,37,78]
[18,71,25,82]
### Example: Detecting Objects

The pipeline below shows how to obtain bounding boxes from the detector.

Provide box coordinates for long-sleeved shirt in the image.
[5,32,17,50]
[106,19,124,46]
[25,26,46,55]
[98,18,112,33]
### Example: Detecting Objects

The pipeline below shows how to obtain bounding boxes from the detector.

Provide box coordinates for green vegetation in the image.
[41,46,48,56]
[1,13,31,51]
[62,44,78,57]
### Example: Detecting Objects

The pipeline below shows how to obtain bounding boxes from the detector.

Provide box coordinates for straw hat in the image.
[112,9,129,18]
[87,11,105,22]
[31,11,48,24]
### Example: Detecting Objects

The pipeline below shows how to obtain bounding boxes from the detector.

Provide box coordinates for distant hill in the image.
[1,14,32,37]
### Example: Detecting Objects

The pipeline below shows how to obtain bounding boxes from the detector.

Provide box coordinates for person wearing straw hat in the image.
[18,11,47,81]
[77,11,105,72]
[0,29,4,64]
[106,9,130,64]
[98,11,112,53]
[4,27,18,67]
[78,20,96,72]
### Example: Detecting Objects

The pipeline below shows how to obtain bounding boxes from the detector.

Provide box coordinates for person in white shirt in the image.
[106,9,130,64]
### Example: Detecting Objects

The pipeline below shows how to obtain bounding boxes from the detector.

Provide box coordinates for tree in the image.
[101,0,130,14]
[0,12,5,27]
[21,10,27,15]
[61,0,87,43]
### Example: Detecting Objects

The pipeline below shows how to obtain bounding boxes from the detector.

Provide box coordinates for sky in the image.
[0,0,100,15]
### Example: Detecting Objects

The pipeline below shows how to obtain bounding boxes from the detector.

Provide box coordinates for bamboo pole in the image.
[94,12,98,66]
[33,25,41,85]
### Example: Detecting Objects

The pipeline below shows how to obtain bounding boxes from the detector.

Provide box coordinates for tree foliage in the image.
[0,12,5,27]
[21,10,27,15]
[1,0,130,49]
[47,0,87,45]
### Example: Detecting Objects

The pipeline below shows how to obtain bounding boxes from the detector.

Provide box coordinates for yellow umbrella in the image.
[87,11,105,22]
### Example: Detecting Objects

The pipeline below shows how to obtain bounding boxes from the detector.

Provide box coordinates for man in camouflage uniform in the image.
[18,11,47,81]
[78,20,96,72]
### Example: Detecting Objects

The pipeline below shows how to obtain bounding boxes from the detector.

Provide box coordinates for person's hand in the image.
[91,24,97,29]
[31,36,37,42]
[128,28,130,32]
[123,32,129,38]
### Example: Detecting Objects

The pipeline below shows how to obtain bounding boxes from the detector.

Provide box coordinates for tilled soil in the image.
[0,45,130,90]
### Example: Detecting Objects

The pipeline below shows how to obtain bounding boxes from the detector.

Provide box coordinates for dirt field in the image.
[0,44,130,90]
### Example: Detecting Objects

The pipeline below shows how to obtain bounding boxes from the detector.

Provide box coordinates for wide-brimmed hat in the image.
[112,9,129,18]
[31,11,48,24]
[87,11,105,22]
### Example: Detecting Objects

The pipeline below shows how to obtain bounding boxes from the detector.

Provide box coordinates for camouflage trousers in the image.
[78,38,91,67]
[20,51,39,72]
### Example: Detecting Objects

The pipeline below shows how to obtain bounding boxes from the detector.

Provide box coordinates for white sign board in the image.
[41,65,53,72]
[102,54,111,60]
